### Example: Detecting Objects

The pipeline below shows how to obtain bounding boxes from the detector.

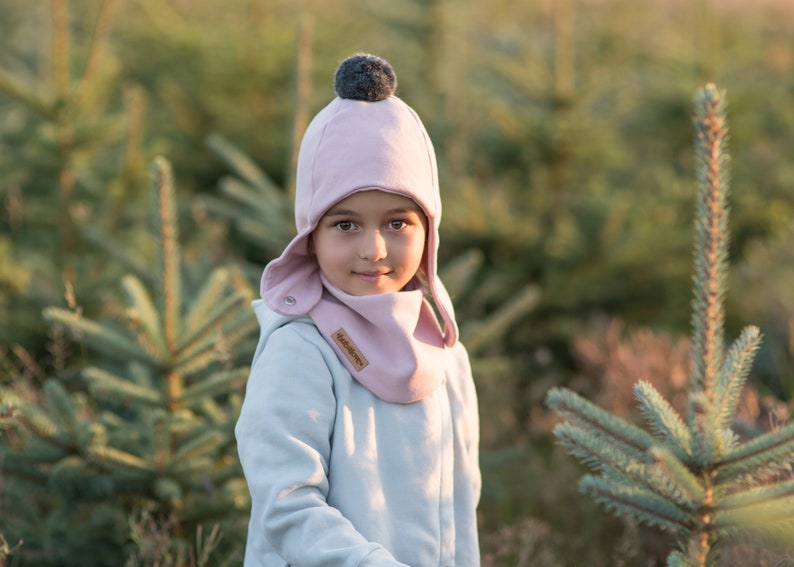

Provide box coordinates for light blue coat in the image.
[235,300,481,566]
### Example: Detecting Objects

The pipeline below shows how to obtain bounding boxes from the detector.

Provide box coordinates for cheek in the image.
[406,233,427,270]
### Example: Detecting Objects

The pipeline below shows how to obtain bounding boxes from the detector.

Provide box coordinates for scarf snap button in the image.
[284,296,296,306]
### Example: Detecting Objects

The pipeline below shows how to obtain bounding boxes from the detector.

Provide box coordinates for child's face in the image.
[312,190,428,296]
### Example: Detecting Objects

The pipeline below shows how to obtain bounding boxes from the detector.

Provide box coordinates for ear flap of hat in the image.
[421,231,458,348]
[260,233,323,316]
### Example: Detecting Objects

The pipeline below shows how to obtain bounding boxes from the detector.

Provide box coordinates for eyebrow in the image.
[324,206,422,217]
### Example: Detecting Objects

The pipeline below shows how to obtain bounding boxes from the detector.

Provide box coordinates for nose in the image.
[360,229,387,261]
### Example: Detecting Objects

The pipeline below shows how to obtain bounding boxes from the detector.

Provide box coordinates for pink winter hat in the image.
[260,53,458,347]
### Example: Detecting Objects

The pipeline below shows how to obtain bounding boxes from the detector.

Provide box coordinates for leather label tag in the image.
[332,329,369,371]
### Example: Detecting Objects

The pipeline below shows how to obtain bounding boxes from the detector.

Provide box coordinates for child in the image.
[235,53,481,566]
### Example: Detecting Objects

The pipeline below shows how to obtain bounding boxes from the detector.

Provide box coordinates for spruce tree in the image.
[546,84,794,565]
[1,158,255,566]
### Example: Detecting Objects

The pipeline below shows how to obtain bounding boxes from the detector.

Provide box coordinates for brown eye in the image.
[335,221,355,232]
[388,220,407,230]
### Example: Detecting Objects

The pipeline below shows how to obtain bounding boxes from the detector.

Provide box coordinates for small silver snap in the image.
[284,296,296,306]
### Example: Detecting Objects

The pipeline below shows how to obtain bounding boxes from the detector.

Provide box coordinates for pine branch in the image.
[715,492,794,532]
[181,268,232,337]
[205,134,283,201]
[170,430,225,466]
[460,284,540,353]
[15,405,70,451]
[689,83,730,399]
[121,274,168,359]
[438,249,483,300]
[178,368,249,405]
[711,326,762,431]
[718,477,794,512]
[717,421,794,482]
[649,447,707,506]
[83,367,162,406]
[151,157,182,353]
[547,387,657,461]
[88,445,152,474]
[0,67,58,119]
[580,475,693,533]
[44,307,156,365]
[149,410,171,472]
[176,291,249,358]
[667,551,687,567]
[42,380,80,439]
[171,456,214,478]
[634,380,693,459]
[554,422,653,473]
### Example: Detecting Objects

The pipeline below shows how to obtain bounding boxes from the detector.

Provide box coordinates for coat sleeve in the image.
[235,324,409,567]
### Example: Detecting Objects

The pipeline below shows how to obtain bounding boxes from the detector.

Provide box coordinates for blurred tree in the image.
[1,159,255,566]
[0,0,148,349]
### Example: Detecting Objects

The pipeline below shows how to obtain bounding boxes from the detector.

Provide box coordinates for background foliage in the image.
[2,0,793,564]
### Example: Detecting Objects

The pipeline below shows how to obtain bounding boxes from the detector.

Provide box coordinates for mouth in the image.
[354,271,391,282]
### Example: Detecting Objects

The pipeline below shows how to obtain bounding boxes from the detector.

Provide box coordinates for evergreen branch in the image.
[438,249,483,300]
[194,398,227,425]
[2,440,64,464]
[580,475,693,533]
[50,456,115,499]
[556,418,702,511]
[43,307,156,365]
[175,302,252,375]
[649,446,706,505]
[717,421,794,481]
[689,83,730,398]
[0,458,49,484]
[547,387,657,460]
[87,445,153,473]
[218,175,284,220]
[153,476,183,503]
[237,216,290,251]
[42,379,80,440]
[177,288,246,355]
[714,493,794,531]
[601,461,699,512]
[182,486,246,521]
[173,347,228,377]
[170,456,214,478]
[150,410,171,472]
[181,268,231,339]
[178,368,249,405]
[81,226,154,286]
[718,476,794,512]
[0,66,58,119]
[170,430,225,466]
[15,406,70,451]
[666,551,687,567]
[84,367,162,406]
[554,422,651,472]
[460,284,541,353]
[688,391,720,467]
[634,381,693,458]
[206,134,283,201]
[151,157,182,353]
[121,275,168,359]
[711,326,762,432]
[74,0,118,96]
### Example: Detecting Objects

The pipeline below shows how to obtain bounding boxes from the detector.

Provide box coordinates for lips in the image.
[355,271,390,282]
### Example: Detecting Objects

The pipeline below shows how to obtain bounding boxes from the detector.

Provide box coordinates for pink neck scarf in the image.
[309,275,446,403]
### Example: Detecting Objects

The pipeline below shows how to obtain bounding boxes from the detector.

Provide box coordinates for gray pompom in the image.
[334,53,397,102]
